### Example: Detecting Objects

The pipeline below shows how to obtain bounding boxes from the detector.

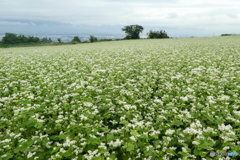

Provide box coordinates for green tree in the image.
[48,38,52,43]
[2,33,41,44]
[2,33,18,44]
[89,35,98,43]
[122,25,144,39]
[57,38,62,43]
[42,37,53,43]
[147,30,169,39]
[72,36,81,42]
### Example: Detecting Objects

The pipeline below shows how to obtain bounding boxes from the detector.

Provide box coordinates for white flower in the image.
[1,154,7,158]
[153,99,163,105]
[165,129,175,135]
[182,147,188,153]
[130,136,136,142]
[223,146,229,150]
[27,152,36,159]
[98,143,107,150]
[192,141,200,145]
[180,96,188,101]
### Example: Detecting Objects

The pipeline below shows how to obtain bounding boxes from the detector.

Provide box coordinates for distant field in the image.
[0,36,240,160]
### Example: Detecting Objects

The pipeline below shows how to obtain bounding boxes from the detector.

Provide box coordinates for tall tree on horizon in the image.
[89,35,98,43]
[72,36,81,42]
[57,38,62,43]
[122,25,144,39]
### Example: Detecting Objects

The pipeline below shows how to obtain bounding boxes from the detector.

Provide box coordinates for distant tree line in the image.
[0,25,172,47]
[147,30,169,39]
[0,33,54,45]
[221,34,240,36]
[42,37,52,43]
[1,33,41,44]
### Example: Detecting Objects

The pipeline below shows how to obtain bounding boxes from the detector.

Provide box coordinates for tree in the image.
[72,36,81,43]
[48,38,52,43]
[2,33,41,44]
[42,37,53,43]
[122,25,144,39]
[147,30,169,39]
[89,35,98,43]
[2,33,18,44]
[57,38,62,43]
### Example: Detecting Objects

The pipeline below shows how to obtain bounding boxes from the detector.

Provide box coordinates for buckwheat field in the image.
[0,36,240,160]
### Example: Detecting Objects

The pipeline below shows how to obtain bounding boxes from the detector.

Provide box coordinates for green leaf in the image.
[137,140,144,148]
[62,150,71,158]
[59,133,65,140]
[50,135,58,141]
[198,144,210,149]
[131,130,138,137]
[193,148,199,155]
[199,151,208,158]
[51,146,61,154]
[166,149,177,156]
[107,133,115,142]
[178,151,189,157]
[126,143,135,152]
[203,140,214,146]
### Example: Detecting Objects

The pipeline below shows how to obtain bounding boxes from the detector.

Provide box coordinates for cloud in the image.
[0,0,239,36]
[0,21,31,25]
[167,12,178,19]
[226,14,239,18]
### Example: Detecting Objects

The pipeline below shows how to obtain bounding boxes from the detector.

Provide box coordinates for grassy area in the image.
[0,42,50,48]
[0,36,240,159]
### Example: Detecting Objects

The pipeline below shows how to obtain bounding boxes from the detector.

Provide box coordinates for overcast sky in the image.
[0,0,240,40]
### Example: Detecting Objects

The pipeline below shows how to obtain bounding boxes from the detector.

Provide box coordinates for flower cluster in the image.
[0,36,240,159]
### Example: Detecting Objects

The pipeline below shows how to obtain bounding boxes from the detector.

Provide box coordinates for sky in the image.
[0,0,240,41]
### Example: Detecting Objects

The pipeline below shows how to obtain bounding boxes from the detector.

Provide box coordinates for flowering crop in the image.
[0,36,240,160]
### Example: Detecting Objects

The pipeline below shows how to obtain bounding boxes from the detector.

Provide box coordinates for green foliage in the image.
[2,33,41,44]
[147,30,169,39]
[0,42,47,48]
[98,39,112,42]
[89,35,98,43]
[221,34,239,36]
[82,41,89,43]
[52,42,59,45]
[1,36,240,159]
[122,25,144,39]
[70,41,78,44]
[57,38,62,43]
[41,37,52,43]
[122,35,132,40]
[72,36,81,43]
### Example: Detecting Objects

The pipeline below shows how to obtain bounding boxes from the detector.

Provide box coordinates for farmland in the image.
[0,36,240,160]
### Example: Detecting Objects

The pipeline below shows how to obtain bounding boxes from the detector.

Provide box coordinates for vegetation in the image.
[221,34,240,36]
[0,25,171,47]
[0,36,240,159]
[98,39,112,42]
[122,25,144,39]
[72,36,81,43]
[89,35,98,43]
[0,42,48,48]
[57,38,62,43]
[41,37,52,43]
[1,33,41,44]
[147,30,169,39]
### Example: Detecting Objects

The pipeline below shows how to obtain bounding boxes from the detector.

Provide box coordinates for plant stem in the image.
[132,141,137,159]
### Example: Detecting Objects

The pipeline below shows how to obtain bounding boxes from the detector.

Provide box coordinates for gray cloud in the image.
[0,0,239,38]
[227,14,239,18]
[167,12,178,19]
